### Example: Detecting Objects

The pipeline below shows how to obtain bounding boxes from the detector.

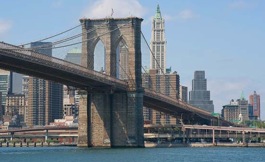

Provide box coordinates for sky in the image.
[1,0,265,119]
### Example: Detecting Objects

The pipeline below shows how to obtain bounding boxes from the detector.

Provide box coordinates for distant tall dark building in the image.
[11,72,23,94]
[248,104,255,120]
[26,42,63,126]
[249,91,260,119]
[189,71,214,113]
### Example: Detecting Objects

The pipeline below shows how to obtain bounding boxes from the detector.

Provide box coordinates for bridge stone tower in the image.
[78,17,144,147]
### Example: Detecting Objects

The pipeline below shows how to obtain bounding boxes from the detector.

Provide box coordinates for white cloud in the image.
[149,9,198,23]
[0,20,12,36]
[177,9,199,20]
[228,1,255,9]
[82,0,146,18]
[163,14,174,21]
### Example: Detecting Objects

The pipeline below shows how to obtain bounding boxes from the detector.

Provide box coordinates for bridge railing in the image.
[0,42,128,89]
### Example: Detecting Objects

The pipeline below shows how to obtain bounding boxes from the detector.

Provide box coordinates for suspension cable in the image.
[21,21,108,50]
[19,24,82,46]
[141,31,198,118]
[3,21,131,51]
[27,22,105,50]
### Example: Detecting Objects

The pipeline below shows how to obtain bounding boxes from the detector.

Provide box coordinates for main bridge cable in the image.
[28,20,115,50]
[2,21,132,51]
[141,31,179,98]
[140,32,181,123]
[19,24,82,47]
[48,21,132,50]
[22,21,131,51]
[26,21,109,50]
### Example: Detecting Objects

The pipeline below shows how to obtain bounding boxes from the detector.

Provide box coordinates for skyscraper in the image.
[5,94,26,126]
[237,97,249,121]
[64,47,81,65]
[180,85,188,102]
[26,42,63,126]
[221,99,239,123]
[150,4,166,74]
[63,48,81,119]
[249,91,260,119]
[189,71,214,113]
[11,72,23,94]
[0,92,2,121]
[0,69,11,116]
[142,68,180,125]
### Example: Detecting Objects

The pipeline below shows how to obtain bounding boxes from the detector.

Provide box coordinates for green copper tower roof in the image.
[155,4,162,19]
[240,91,245,100]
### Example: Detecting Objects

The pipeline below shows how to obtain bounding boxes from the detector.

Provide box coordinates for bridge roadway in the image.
[0,42,232,125]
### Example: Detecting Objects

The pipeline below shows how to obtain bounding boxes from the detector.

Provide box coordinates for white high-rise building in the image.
[150,4,166,74]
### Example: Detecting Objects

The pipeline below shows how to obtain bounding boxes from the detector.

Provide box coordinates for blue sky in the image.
[1,0,265,119]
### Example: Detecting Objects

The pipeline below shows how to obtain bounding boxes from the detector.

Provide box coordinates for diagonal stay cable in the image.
[141,31,179,98]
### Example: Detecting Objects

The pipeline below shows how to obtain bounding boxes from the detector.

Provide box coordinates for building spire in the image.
[155,4,162,19]
[240,91,245,100]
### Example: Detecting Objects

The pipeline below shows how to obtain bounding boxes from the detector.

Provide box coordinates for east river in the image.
[1,147,265,162]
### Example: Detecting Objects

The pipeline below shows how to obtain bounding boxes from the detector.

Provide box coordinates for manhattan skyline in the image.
[0,0,265,118]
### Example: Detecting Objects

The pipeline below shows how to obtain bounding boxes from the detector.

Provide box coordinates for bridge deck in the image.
[0,42,233,125]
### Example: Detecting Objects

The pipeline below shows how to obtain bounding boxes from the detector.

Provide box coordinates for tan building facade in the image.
[5,94,26,125]
[221,99,248,123]
[222,104,239,123]
[143,69,180,125]
[180,85,188,103]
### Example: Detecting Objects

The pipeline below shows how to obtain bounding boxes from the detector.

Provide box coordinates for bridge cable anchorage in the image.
[18,24,82,47]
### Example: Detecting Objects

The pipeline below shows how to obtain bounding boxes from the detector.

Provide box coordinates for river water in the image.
[1,147,265,162]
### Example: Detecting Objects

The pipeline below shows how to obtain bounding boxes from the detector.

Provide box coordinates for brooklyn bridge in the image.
[0,17,234,147]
